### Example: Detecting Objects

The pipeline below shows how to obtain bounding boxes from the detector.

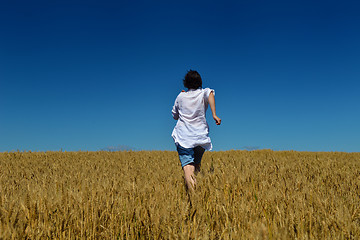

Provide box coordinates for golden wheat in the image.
[0,150,359,239]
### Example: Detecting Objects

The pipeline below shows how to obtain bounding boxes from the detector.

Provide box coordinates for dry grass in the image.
[0,150,359,239]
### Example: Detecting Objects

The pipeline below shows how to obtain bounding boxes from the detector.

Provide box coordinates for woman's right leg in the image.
[193,146,205,174]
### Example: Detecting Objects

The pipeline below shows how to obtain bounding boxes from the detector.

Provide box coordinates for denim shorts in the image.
[176,144,205,168]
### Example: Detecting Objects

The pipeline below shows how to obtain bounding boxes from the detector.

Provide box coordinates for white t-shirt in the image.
[171,88,215,150]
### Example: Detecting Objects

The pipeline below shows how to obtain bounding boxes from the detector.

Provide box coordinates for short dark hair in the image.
[183,70,202,90]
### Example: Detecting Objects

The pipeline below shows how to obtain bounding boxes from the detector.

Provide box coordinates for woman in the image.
[172,70,221,192]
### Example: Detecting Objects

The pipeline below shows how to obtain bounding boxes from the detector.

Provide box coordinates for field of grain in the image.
[0,150,359,239]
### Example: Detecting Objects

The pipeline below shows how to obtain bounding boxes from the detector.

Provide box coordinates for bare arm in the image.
[208,91,221,125]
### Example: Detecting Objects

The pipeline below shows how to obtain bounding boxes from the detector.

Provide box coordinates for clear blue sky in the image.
[1,0,359,152]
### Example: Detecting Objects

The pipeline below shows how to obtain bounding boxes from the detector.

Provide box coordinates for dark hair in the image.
[183,70,202,90]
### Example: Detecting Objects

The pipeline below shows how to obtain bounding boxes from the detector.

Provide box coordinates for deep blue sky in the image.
[1,0,359,152]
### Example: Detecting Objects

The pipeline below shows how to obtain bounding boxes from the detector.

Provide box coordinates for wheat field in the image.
[0,150,359,239]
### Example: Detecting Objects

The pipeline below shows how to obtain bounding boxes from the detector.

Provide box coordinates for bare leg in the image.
[194,163,201,175]
[183,164,196,192]
[193,146,205,175]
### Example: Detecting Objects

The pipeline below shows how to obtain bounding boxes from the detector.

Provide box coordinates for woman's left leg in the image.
[176,144,205,192]
[183,163,196,192]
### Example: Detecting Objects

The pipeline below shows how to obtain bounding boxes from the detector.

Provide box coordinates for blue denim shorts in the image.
[176,144,205,168]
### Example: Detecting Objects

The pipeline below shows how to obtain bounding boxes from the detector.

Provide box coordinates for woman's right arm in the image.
[208,92,221,125]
